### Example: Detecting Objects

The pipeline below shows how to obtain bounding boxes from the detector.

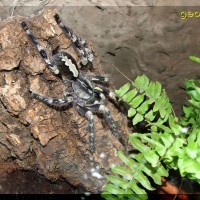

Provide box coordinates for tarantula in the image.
[20,14,123,153]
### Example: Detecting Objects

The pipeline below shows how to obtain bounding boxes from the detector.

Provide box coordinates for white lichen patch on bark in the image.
[0,73,27,114]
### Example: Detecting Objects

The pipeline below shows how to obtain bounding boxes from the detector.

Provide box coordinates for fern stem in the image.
[112,64,132,82]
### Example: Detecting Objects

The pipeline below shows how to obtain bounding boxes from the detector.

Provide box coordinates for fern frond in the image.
[116,75,173,128]
[103,75,200,200]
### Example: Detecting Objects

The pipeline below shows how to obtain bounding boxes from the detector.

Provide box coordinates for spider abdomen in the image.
[51,51,79,80]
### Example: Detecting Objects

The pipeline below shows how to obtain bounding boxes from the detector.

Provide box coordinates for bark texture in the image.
[0,9,130,193]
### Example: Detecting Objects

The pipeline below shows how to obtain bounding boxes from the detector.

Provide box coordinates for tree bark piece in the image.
[0,9,130,193]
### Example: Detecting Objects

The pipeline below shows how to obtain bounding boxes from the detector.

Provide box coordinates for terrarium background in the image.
[0,3,200,194]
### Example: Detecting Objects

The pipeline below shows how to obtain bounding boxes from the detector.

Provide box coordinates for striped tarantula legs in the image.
[76,103,122,153]
[89,75,118,102]
[20,21,60,75]
[20,13,93,76]
[21,14,123,155]
[89,75,110,84]
[31,92,73,108]
[54,14,94,66]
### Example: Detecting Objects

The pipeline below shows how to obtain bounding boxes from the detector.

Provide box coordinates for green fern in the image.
[102,75,172,199]
[115,75,172,127]
[189,55,200,64]
[102,150,168,199]
[102,75,200,199]
[177,80,200,181]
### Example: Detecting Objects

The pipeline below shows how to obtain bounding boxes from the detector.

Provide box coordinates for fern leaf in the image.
[169,116,182,135]
[137,101,149,114]
[153,94,166,112]
[132,113,144,125]
[134,171,155,191]
[156,162,169,177]
[128,108,136,117]
[118,151,138,170]
[106,175,129,190]
[130,94,145,108]
[133,74,149,92]
[145,110,156,122]
[187,128,197,142]
[103,184,127,194]
[117,151,159,189]
[129,136,151,154]
[129,179,147,194]
[122,89,138,103]
[138,134,166,157]
[129,153,165,185]
[154,82,162,100]
[159,106,167,119]
[185,142,198,159]
[145,82,154,99]
[101,193,119,200]
[182,106,193,118]
[178,158,200,182]
[115,83,130,98]
[189,55,200,64]
[160,132,175,148]
[111,166,133,180]
[129,136,159,167]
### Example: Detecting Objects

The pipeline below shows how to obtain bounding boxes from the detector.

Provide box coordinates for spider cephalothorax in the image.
[20,14,123,153]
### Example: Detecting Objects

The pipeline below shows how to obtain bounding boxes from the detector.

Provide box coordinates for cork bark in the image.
[0,9,130,193]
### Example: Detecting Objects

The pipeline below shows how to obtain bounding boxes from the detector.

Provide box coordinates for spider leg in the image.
[20,21,60,75]
[85,103,123,142]
[54,14,94,66]
[31,92,73,108]
[99,105,122,140]
[89,75,110,84]
[75,106,95,153]
[86,75,119,105]
[94,85,128,116]
[94,85,117,102]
